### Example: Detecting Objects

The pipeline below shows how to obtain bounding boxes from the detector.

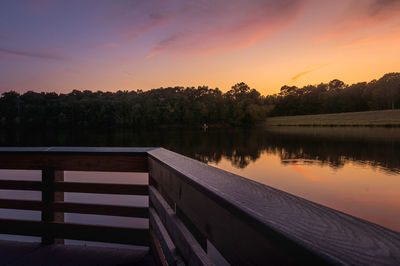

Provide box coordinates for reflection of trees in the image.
[264,132,400,174]
[1,127,400,174]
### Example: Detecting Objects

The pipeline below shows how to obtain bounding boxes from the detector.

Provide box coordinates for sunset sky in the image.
[0,0,399,95]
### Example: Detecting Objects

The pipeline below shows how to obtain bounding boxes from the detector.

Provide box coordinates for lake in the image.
[0,126,399,240]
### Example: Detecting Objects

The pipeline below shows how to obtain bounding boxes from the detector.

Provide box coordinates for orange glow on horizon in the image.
[1,1,399,95]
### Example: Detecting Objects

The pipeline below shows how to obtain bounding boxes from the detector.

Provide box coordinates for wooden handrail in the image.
[148,148,400,266]
[0,147,399,265]
[0,148,153,247]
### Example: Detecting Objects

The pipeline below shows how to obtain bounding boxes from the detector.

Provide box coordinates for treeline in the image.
[269,72,400,116]
[1,72,399,128]
[0,83,271,128]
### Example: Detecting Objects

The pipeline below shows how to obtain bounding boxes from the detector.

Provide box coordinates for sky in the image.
[0,0,399,95]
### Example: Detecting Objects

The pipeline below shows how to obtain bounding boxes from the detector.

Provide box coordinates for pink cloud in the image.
[145,0,306,58]
[314,0,400,44]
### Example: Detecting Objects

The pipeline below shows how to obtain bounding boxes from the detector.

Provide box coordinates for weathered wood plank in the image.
[0,199,42,210]
[41,168,64,244]
[148,148,400,266]
[150,208,185,266]
[0,179,148,195]
[149,186,214,266]
[54,181,148,195]
[0,147,154,154]
[150,230,169,266]
[0,219,149,246]
[0,218,44,237]
[53,202,149,218]
[0,200,148,218]
[0,154,148,172]
[0,179,42,190]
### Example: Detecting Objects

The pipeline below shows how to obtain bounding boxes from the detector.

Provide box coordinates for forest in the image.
[0,72,399,128]
[269,72,400,116]
[0,82,270,128]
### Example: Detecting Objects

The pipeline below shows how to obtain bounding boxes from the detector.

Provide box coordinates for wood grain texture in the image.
[150,208,185,266]
[0,199,42,210]
[53,202,149,218]
[148,148,400,266]
[0,179,148,195]
[0,149,148,172]
[150,230,169,266]
[0,147,154,153]
[149,186,214,266]
[0,200,148,218]
[0,179,42,190]
[41,168,64,244]
[54,181,148,195]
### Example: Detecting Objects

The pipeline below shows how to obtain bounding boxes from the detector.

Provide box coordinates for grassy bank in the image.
[266,109,400,127]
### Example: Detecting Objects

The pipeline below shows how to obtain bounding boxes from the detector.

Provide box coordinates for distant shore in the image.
[266,109,400,127]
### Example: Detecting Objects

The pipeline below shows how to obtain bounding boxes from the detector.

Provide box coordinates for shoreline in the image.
[266,109,400,127]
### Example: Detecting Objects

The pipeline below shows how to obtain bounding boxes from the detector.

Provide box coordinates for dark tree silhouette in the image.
[270,72,400,116]
[0,83,270,129]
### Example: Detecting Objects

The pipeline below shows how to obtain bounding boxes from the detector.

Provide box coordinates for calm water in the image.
[0,126,399,233]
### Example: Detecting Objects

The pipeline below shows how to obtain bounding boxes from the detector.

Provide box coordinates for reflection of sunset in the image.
[291,164,324,182]
[210,151,400,232]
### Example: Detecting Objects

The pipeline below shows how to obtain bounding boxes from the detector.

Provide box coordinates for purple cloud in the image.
[0,47,64,60]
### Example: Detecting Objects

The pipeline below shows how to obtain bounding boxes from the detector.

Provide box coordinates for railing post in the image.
[41,167,64,245]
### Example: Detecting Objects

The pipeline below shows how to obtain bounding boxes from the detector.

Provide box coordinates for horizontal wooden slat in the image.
[0,199,42,211]
[53,202,149,218]
[0,218,43,237]
[0,199,148,218]
[149,186,214,266]
[0,219,149,246]
[0,180,42,191]
[0,154,148,172]
[150,207,185,266]
[0,147,154,153]
[0,180,148,195]
[55,181,148,195]
[148,148,400,266]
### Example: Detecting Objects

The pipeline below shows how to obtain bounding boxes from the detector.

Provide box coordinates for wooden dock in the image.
[0,239,153,265]
[0,147,399,265]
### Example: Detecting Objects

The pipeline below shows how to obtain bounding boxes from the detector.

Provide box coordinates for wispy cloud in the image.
[365,0,400,16]
[0,47,65,60]
[146,33,186,58]
[314,0,400,43]
[145,0,306,58]
[291,70,314,82]
[0,47,64,60]
[291,64,328,82]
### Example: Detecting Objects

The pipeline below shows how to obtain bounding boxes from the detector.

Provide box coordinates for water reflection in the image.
[1,127,399,174]
[0,126,399,231]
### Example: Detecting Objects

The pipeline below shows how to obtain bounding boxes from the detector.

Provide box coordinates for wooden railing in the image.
[0,147,150,246]
[0,147,399,265]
